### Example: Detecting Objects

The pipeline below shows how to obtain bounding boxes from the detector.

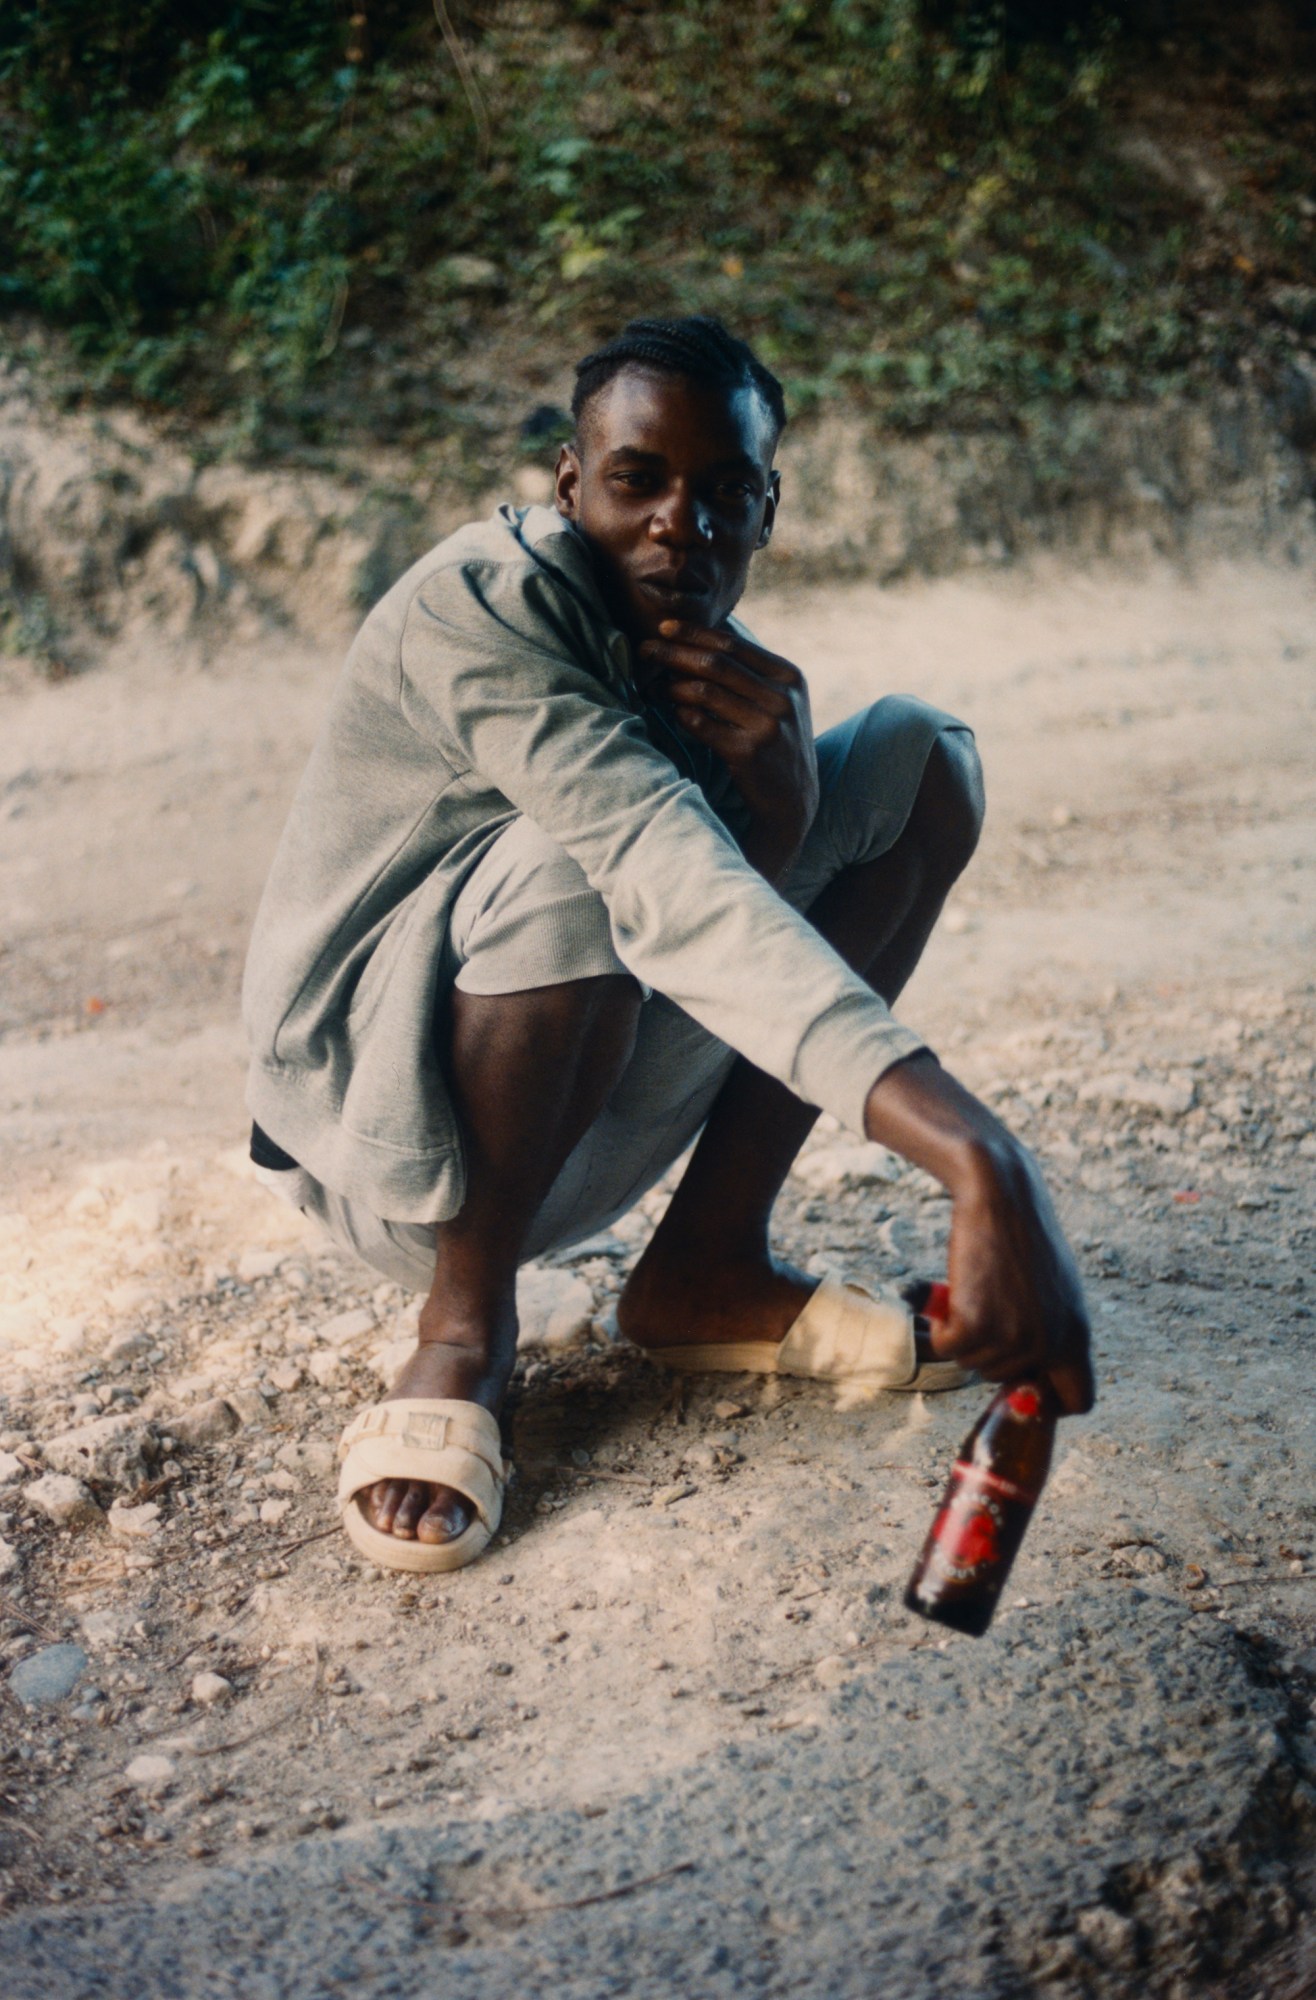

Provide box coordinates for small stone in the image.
[107,1282,150,1316]
[108,1192,162,1236]
[24,1472,103,1530]
[306,1351,343,1388]
[0,1451,23,1486]
[268,1364,303,1394]
[226,1389,272,1428]
[105,1329,150,1362]
[319,1308,375,1347]
[10,1643,89,1707]
[0,1538,19,1580]
[50,1316,89,1356]
[1077,1073,1196,1118]
[1075,1905,1138,1970]
[369,1337,415,1388]
[274,1438,335,1480]
[42,1412,152,1489]
[238,1249,286,1284]
[517,1265,595,1350]
[813,1655,852,1689]
[171,1399,240,1449]
[124,1754,176,1795]
[489,1661,514,1677]
[793,1142,902,1195]
[191,1671,233,1706]
[714,1400,749,1421]
[259,1498,292,1526]
[107,1501,161,1540]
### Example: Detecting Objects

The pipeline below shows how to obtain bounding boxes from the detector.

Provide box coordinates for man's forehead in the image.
[579,366,777,466]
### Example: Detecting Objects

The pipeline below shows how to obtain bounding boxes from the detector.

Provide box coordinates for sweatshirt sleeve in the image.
[399,554,926,1133]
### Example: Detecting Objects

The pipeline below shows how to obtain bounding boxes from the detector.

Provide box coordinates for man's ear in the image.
[756,469,781,550]
[555,443,582,519]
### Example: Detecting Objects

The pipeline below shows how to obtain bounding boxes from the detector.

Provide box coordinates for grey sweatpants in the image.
[264,696,969,1291]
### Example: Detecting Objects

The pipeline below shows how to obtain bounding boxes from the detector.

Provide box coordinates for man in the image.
[243,315,1092,1575]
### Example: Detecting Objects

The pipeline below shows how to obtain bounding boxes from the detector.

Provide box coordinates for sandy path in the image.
[0,557,1313,1997]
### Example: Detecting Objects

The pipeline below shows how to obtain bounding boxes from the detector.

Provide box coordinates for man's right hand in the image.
[863,1052,1094,1415]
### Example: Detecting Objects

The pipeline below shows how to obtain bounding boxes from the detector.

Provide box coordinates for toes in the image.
[416,1485,472,1545]
[390,1482,431,1538]
[364,1479,408,1533]
[360,1481,472,1544]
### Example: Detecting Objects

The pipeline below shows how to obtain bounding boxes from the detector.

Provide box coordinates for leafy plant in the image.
[0,1,1309,450]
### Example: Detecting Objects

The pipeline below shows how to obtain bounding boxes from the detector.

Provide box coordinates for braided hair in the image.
[571,314,787,444]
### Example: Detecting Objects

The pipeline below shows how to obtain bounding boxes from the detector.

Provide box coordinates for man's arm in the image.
[643,616,1093,1417]
[865,1052,1094,1414]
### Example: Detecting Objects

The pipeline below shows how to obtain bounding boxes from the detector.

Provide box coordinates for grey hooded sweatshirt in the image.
[242,503,926,1223]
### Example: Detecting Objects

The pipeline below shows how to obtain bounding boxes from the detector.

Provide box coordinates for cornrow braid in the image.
[571,314,787,441]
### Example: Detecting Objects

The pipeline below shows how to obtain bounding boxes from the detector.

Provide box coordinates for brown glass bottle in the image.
[905,1376,1059,1637]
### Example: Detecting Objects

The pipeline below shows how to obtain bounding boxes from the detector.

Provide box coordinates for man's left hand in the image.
[639,620,819,880]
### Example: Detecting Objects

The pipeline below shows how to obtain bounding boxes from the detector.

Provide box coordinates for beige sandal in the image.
[337,1398,508,1574]
[637,1277,969,1393]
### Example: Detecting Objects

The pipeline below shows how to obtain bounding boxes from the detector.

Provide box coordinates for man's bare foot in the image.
[616,1241,820,1353]
[358,1324,512,1549]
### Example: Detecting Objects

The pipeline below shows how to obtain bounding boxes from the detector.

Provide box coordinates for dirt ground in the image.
[0,554,1314,1999]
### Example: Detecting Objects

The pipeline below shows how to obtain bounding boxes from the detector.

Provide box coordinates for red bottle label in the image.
[922,1457,1038,1588]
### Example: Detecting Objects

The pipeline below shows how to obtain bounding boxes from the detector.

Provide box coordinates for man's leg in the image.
[618,727,984,1347]
[362,972,642,1545]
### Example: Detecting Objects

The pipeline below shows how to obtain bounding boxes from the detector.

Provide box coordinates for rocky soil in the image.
[0,555,1313,1998]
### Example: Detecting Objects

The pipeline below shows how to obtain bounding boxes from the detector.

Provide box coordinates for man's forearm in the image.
[863,1050,1023,1196]
[864,1049,1095,1414]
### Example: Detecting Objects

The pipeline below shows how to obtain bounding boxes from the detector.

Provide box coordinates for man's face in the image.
[554,366,780,651]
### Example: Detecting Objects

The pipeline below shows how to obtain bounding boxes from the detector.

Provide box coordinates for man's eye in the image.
[717,482,754,501]
[614,472,655,490]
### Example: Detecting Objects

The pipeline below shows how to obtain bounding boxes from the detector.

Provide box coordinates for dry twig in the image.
[547,1464,653,1489]
[275,1523,340,1557]
[0,1596,59,1642]
[431,0,491,164]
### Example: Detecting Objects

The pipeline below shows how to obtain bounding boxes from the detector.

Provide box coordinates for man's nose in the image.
[649,483,712,545]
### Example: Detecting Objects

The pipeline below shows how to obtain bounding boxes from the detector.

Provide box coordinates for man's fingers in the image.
[650,644,794,714]
[670,677,780,731]
[647,622,803,687]
[673,706,748,756]
[925,1314,1039,1377]
[927,1309,1095,1417]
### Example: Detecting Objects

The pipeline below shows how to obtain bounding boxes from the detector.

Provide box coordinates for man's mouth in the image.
[637,571,714,604]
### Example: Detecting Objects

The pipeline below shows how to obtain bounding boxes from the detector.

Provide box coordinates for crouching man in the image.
[243,314,1092,1575]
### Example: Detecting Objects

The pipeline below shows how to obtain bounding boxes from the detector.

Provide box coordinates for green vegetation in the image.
[1,2,1312,463]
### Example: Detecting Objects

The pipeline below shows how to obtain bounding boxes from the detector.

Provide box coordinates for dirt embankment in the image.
[2,359,1314,684]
